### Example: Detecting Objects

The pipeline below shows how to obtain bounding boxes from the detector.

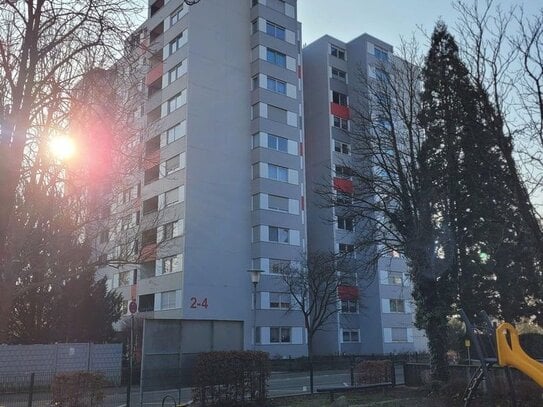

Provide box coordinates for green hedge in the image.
[51,371,105,407]
[192,351,270,406]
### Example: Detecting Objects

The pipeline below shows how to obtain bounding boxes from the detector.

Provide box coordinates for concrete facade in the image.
[96,0,308,358]
[302,34,427,355]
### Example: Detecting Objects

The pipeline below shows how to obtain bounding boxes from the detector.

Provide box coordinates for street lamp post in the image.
[247,269,263,350]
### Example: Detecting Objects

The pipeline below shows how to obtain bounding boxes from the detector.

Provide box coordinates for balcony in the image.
[146,62,163,86]
[331,102,350,119]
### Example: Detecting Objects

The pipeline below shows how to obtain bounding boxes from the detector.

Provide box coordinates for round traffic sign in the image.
[128,300,138,314]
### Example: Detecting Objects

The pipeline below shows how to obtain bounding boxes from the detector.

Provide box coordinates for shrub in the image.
[354,360,392,385]
[520,333,543,359]
[192,351,270,406]
[51,371,105,407]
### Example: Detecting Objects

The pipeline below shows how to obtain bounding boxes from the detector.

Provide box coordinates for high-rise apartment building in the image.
[95,0,308,360]
[302,34,427,354]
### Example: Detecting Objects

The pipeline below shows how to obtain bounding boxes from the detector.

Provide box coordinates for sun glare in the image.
[49,135,76,161]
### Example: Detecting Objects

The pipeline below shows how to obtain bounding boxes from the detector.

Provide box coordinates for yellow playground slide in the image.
[496,322,543,387]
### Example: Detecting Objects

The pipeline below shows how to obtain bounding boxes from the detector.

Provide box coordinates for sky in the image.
[297,0,540,50]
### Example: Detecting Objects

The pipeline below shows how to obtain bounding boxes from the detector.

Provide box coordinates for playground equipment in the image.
[461,310,543,406]
[459,310,517,407]
[496,322,543,387]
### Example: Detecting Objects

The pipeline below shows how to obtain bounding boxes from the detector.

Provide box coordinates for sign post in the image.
[126,300,137,407]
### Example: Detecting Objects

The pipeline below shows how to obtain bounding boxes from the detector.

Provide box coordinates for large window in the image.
[169,32,185,54]
[339,243,354,254]
[388,271,403,285]
[269,226,289,243]
[168,60,186,84]
[267,105,287,123]
[389,299,405,313]
[266,48,286,67]
[266,21,286,40]
[374,47,388,62]
[342,329,359,342]
[165,188,179,206]
[270,258,290,274]
[167,92,184,114]
[268,194,289,212]
[165,155,180,175]
[333,116,348,130]
[170,5,184,25]
[270,327,291,343]
[331,67,346,81]
[267,134,288,152]
[161,290,177,310]
[268,164,288,182]
[334,141,350,154]
[341,299,358,313]
[391,327,408,342]
[270,293,291,309]
[332,91,348,106]
[335,165,353,178]
[166,122,184,144]
[331,45,346,60]
[266,77,286,94]
[337,216,354,231]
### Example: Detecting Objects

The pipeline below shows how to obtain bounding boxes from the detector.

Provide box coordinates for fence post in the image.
[390,362,396,386]
[350,356,354,386]
[27,372,35,407]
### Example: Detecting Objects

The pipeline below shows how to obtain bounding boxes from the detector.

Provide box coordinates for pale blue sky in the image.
[298,0,541,49]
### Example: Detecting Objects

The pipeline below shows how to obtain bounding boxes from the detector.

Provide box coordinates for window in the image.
[342,329,359,342]
[121,214,132,231]
[333,116,348,130]
[270,327,291,343]
[122,188,132,203]
[144,165,159,184]
[331,45,346,60]
[270,293,291,309]
[161,290,177,310]
[162,255,181,274]
[335,165,353,178]
[374,47,388,62]
[391,327,408,342]
[267,134,288,152]
[334,141,350,154]
[388,272,403,285]
[375,68,388,81]
[170,5,184,25]
[165,155,180,175]
[162,222,175,240]
[167,92,184,113]
[146,136,160,155]
[99,230,109,244]
[166,122,183,144]
[268,164,288,182]
[266,77,286,94]
[251,19,258,34]
[142,228,157,245]
[266,21,286,40]
[339,243,355,254]
[269,226,289,243]
[268,195,289,212]
[267,105,287,123]
[143,196,158,214]
[252,0,258,6]
[165,188,179,206]
[341,299,358,313]
[270,258,290,274]
[337,216,354,231]
[390,299,405,313]
[331,67,346,81]
[255,326,261,344]
[119,271,131,286]
[168,61,186,84]
[169,32,185,54]
[266,48,286,67]
[332,91,348,106]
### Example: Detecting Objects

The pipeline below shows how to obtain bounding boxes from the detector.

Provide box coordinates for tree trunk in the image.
[0,283,13,343]
[426,314,449,382]
[308,337,314,394]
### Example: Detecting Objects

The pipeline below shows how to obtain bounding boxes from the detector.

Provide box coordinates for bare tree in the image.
[0,0,144,342]
[280,251,356,393]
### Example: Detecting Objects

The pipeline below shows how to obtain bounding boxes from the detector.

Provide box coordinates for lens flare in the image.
[49,136,76,160]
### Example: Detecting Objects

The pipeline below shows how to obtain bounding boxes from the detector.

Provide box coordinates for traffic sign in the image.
[129,300,137,314]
